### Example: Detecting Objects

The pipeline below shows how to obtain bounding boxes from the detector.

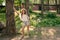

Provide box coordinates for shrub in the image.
[45,12,57,19]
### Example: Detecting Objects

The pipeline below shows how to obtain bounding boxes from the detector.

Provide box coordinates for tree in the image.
[55,0,58,13]
[47,0,49,10]
[41,0,44,18]
[6,0,16,34]
[58,0,60,14]
[25,0,29,16]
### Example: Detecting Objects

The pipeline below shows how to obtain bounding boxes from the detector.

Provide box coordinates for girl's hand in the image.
[13,7,19,15]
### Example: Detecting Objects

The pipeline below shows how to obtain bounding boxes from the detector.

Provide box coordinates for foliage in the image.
[39,17,60,27]
[0,0,3,4]
[30,11,60,27]
[0,13,6,25]
[44,12,57,19]
[14,0,22,6]
[38,12,60,27]
[0,7,5,13]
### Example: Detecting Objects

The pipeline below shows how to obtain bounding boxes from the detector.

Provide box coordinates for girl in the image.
[13,8,30,35]
[20,8,30,35]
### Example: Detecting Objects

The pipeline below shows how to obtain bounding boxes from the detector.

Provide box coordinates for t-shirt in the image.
[19,13,29,21]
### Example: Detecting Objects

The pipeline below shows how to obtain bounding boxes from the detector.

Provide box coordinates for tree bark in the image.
[6,0,16,34]
[25,0,29,16]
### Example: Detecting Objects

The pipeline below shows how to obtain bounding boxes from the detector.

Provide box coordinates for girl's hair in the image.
[21,8,27,15]
[20,8,27,17]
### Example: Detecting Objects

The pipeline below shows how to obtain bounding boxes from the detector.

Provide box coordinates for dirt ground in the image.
[0,27,60,40]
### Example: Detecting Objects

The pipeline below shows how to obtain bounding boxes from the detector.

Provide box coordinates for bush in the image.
[39,17,60,27]
[35,12,60,27]
[45,12,57,19]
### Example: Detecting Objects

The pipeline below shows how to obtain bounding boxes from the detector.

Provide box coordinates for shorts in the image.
[22,21,30,26]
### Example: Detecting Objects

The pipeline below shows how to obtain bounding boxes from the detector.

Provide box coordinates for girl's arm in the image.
[13,7,19,15]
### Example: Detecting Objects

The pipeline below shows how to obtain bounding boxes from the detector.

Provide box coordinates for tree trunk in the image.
[41,0,44,18]
[6,0,16,34]
[25,0,29,16]
[47,0,49,11]
[55,0,58,13]
[58,0,60,14]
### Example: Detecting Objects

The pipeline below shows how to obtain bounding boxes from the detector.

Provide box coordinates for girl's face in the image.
[22,10,26,14]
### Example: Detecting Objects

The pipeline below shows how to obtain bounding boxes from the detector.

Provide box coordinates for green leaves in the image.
[14,0,21,6]
[30,11,60,27]
[45,12,57,18]
[0,7,5,13]
[40,17,60,27]
[0,0,3,4]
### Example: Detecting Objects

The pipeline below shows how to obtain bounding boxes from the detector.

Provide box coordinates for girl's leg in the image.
[27,25,29,33]
[21,22,25,35]
[22,26,25,35]
[27,21,30,35]
[26,25,30,38]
